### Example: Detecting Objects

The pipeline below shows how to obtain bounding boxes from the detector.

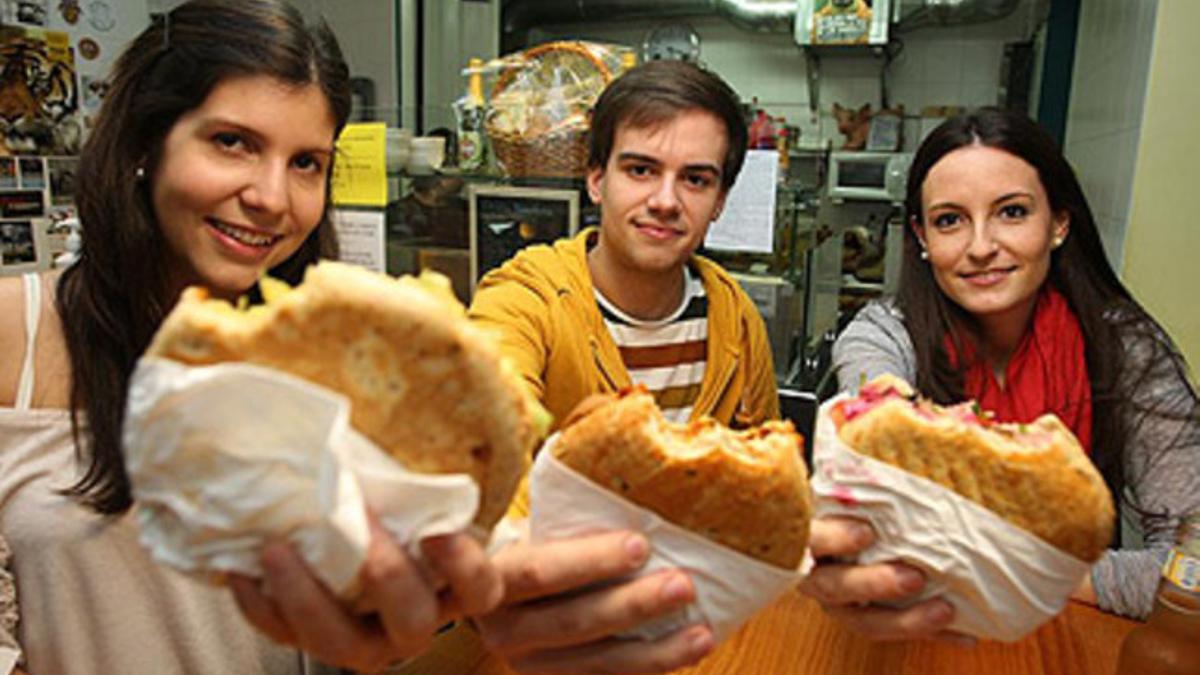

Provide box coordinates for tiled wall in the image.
[531,6,1040,152]
[1063,0,1158,269]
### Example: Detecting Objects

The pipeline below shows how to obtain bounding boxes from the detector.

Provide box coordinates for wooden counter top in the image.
[672,591,1135,675]
[405,590,1136,675]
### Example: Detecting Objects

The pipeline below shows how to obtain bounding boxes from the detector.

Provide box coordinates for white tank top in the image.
[0,274,319,674]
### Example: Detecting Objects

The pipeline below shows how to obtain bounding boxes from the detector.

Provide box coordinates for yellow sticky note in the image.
[332,122,387,207]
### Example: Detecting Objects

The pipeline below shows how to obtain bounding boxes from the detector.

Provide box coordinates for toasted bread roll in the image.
[146,261,545,531]
[552,389,812,569]
[833,375,1114,562]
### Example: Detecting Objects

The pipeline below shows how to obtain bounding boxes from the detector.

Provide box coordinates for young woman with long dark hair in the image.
[0,2,505,671]
[800,107,1199,641]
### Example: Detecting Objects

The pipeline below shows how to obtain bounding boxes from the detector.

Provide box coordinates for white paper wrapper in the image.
[123,357,482,596]
[529,434,808,645]
[811,395,1092,642]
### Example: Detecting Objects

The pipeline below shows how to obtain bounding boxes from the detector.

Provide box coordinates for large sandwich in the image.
[830,374,1113,562]
[145,260,546,532]
[551,388,811,569]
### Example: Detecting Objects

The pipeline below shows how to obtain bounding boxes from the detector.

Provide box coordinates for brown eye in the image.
[933,213,960,229]
[213,132,244,150]
[293,153,323,174]
[999,204,1028,219]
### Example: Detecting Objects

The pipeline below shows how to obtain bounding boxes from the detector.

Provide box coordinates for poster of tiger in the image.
[0,25,81,156]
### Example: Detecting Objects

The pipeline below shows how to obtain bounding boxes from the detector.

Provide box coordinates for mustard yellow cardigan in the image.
[469,227,780,438]
[397,229,780,673]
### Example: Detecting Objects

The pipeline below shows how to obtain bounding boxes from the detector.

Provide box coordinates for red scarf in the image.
[945,287,1093,453]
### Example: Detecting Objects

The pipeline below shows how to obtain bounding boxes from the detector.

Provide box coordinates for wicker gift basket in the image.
[486,41,630,178]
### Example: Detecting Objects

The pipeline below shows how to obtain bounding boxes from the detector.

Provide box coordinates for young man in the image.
[469,59,779,430]
[416,56,776,675]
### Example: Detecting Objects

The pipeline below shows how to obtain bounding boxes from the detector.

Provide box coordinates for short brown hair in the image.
[588,60,747,192]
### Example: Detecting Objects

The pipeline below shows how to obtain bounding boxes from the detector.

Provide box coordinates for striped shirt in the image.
[595,268,708,422]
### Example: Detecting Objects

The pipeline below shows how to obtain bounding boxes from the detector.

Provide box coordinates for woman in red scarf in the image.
[803,107,1199,639]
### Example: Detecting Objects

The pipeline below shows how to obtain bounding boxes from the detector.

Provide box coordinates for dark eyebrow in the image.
[926,200,959,212]
[615,151,722,178]
[991,190,1035,206]
[927,190,1036,213]
[201,116,335,157]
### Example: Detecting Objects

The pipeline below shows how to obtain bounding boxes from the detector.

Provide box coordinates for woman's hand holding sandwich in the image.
[228,516,503,673]
[800,516,972,645]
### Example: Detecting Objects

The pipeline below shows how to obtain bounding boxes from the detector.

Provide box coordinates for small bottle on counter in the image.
[456,57,487,172]
[1115,512,1200,675]
[775,117,790,173]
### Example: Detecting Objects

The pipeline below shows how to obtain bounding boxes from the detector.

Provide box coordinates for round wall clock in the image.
[641,22,701,63]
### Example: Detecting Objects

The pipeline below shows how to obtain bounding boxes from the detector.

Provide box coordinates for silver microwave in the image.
[827,151,911,203]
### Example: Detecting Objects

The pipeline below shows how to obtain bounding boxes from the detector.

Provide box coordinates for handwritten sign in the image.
[331,122,387,207]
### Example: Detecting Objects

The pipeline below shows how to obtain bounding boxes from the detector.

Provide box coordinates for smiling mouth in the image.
[634,222,682,239]
[960,267,1017,284]
[207,218,281,248]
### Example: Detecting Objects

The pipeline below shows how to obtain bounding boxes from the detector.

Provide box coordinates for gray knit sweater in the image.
[831,299,1200,619]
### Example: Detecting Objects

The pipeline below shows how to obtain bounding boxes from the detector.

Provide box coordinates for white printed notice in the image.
[333,209,386,272]
[705,149,778,254]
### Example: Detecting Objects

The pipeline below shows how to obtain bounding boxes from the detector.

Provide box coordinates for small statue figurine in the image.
[833,102,872,150]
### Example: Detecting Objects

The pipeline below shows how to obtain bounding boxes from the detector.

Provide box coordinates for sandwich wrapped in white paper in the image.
[810,395,1092,642]
[123,358,481,596]
[529,434,809,645]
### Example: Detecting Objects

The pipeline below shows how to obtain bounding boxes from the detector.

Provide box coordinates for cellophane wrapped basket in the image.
[486,41,632,178]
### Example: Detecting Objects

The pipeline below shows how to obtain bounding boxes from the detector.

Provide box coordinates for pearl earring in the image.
[919,249,929,260]
[1053,237,1064,248]
[135,166,146,181]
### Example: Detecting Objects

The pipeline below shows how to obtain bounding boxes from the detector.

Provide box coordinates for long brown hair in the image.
[896,107,1197,511]
[58,0,351,514]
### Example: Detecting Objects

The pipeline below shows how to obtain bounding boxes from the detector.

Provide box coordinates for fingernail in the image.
[851,523,873,547]
[260,541,292,574]
[926,600,954,624]
[897,568,924,594]
[689,627,715,656]
[259,542,291,598]
[625,534,649,564]
[662,574,692,603]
